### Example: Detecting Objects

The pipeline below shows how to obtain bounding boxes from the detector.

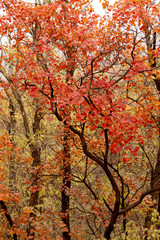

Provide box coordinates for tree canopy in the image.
[0,0,159,239]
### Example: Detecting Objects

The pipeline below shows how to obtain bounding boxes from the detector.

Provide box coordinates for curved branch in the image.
[119,187,160,215]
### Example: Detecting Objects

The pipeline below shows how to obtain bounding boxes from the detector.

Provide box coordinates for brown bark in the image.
[62,126,71,240]
[151,144,160,213]
[0,200,17,240]
[27,108,44,239]
[7,95,17,191]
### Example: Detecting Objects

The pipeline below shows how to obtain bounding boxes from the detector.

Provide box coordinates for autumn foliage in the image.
[0,0,159,239]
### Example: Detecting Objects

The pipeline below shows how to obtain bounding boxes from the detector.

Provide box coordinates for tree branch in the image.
[119,187,160,215]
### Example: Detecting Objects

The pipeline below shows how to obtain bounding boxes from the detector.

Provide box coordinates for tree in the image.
[0,0,160,239]
[101,0,160,232]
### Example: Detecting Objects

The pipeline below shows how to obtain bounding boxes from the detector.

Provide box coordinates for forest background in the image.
[0,0,159,239]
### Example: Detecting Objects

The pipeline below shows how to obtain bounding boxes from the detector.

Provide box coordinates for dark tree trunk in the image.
[0,200,18,240]
[27,108,44,239]
[104,200,120,240]
[144,145,160,239]
[151,144,160,213]
[62,126,71,240]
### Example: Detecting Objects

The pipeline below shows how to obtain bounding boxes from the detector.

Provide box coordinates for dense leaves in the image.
[0,0,159,239]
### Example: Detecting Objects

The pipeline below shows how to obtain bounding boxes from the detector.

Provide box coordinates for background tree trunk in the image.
[62,126,71,240]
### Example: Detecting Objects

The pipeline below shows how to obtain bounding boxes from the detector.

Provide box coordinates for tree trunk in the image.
[151,144,160,213]
[8,96,17,192]
[27,108,44,239]
[144,29,160,233]
[0,200,18,240]
[61,126,71,240]
[144,142,160,238]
